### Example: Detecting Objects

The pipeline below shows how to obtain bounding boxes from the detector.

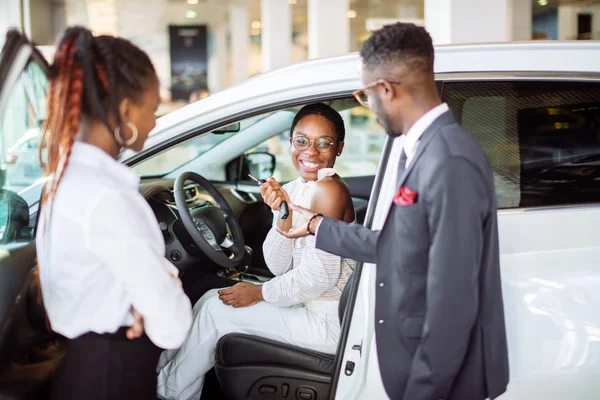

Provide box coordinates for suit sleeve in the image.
[315,217,380,264]
[403,157,487,400]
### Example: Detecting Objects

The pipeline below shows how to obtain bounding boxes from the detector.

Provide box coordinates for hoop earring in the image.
[114,122,139,147]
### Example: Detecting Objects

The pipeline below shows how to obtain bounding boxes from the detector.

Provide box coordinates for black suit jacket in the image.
[317,111,509,400]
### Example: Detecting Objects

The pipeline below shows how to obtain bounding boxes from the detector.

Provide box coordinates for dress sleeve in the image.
[262,180,298,276]
[261,235,342,307]
[262,227,295,276]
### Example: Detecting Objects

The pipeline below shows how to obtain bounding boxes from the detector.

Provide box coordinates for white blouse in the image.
[261,168,356,307]
[36,142,192,349]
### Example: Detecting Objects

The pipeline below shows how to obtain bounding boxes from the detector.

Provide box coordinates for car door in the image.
[0,30,56,399]
[440,76,600,399]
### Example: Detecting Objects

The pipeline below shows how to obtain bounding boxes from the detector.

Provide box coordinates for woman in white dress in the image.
[156,103,356,400]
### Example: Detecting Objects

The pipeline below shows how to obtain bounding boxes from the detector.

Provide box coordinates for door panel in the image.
[0,243,62,400]
[0,243,36,345]
[441,79,600,399]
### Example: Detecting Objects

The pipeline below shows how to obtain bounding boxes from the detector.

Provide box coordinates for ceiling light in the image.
[538,0,548,6]
[347,10,357,18]
[187,0,198,4]
[185,10,197,18]
[251,20,261,29]
[289,0,297,4]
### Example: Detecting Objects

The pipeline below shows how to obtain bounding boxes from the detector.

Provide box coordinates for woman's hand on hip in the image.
[126,306,145,339]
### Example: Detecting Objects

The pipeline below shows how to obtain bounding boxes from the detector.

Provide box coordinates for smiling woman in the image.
[156,103,356,400]
[289,103,346,181]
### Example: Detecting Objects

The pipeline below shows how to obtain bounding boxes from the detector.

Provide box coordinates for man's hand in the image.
[218,283,263,308]
[259,178,291,211]
[126,306,145,340]
[275,203,322,239]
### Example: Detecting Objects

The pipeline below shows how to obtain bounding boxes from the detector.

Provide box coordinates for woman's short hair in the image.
[290,103,346,142]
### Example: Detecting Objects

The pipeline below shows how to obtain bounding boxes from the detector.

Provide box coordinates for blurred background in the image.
[1,0,599,114]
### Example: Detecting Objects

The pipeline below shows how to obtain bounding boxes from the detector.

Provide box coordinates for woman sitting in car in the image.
[156,103,356,400]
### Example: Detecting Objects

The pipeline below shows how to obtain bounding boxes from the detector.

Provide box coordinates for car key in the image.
[248,174,289,220]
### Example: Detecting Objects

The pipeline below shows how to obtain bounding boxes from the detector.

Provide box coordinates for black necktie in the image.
[396,148,408,187]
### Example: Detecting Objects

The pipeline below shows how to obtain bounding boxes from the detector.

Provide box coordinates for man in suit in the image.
[277,23,510,400]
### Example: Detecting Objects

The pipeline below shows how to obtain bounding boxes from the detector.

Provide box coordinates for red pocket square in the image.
[394,186,418,205]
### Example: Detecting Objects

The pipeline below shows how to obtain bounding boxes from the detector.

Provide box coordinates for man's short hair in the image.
[360,22,434,74]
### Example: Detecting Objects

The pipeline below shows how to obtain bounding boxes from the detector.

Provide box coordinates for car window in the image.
[0,52,47,243]
[244,101,385,183]
[133,114,270,177]
[1,62,47,193]
[443,80,600,209]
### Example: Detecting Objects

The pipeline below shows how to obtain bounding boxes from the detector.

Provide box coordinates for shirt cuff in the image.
[261,281,273,303]
[314,217,324,237]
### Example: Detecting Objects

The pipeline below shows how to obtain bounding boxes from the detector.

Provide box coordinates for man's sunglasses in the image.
[353,79,401,107]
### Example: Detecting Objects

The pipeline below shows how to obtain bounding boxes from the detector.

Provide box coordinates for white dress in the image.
[156,168,356,400]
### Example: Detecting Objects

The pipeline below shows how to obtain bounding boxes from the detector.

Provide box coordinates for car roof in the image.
[164,41,600,122]
[129,41,600,162]
[236,40,600,88]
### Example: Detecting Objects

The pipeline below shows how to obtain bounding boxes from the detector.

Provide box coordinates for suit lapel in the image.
[381,110,457,223]
[395,110,457,190]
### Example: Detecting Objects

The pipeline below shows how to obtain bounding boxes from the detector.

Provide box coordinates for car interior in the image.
[0,98,379,400]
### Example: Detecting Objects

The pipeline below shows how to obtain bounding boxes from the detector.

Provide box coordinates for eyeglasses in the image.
[291,136,336,153]
[353,79,401,108]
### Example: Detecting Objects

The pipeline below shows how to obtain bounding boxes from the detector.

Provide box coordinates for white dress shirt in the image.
[372,103,449,229]
[36,141,192,349]
[262,169,355,307]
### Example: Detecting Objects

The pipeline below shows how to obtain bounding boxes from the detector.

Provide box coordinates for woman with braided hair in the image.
[35,26,192,400]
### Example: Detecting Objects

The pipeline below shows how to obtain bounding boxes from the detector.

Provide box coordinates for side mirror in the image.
[0,189,31,243]
[243,152,276,181]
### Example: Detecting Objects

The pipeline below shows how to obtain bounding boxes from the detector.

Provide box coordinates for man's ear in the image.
[380,81,396,102]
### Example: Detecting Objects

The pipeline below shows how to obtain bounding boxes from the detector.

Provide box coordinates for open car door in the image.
[0,29,60,400]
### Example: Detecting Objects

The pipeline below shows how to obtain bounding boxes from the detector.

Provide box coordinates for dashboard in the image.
[138,177,273,276]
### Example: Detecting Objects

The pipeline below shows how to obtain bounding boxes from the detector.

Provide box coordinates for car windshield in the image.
[133,113,271,177]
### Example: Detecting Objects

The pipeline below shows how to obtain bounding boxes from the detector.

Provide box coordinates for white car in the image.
[0,29,599,400]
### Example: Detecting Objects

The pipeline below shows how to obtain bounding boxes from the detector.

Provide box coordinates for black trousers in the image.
[50,327,161,400]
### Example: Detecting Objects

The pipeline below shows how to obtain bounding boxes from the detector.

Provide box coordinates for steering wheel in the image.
[174,172,245,268]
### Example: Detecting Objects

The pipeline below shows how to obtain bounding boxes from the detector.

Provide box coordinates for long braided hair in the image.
[36,27,156,330]
[40,26,156,210]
